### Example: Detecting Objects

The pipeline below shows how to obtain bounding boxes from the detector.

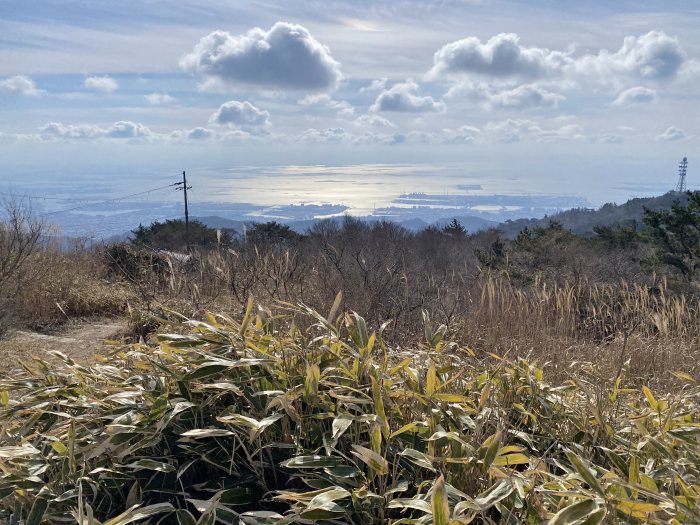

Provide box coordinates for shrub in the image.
[0,301,698,523]
[132,219,233,251]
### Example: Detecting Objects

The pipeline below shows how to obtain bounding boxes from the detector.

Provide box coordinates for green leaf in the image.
[371,376,390,437]
[642,386,658,411]
[426,365,437,397]
[217,414,259,429]
[124,459,175,473]
[327,290,343,322]
[474,479,513,511]
[390,421,427,438]
[239,511,285,525]
[331,414,354,442]
[51,441,68,455]
[481,431,502,470]
[617,500,662,518]
[400,448,436,472]
[351,444,389,476]
[26,493,50,525]
[565,450,605,496]
[492,453,529,466]
[431,475,451,525]
[347,312,369,349]
[180,428,234,438]
[181,364,229,381]
[281,455,345,469]
[252,413,284,440]
[548,499,603,525]
[302,487,351,518]
[103,503,175,525]
[176,510,197,525]
[240,295,254,335]
[387,498,432,514]
[305,364,320,397]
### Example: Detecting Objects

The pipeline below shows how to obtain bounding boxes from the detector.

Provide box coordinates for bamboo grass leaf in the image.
[350,444,389,476]
[548,499,603,525]
[431,475,450,525]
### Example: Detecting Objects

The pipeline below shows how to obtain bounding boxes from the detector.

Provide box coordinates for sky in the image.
[0,0,698,214]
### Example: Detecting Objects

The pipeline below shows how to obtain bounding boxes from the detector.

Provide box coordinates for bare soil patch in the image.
[1,318,130,372]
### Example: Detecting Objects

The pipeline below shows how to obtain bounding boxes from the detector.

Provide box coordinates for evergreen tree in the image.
[130,219,232,251]
[644,191,700,281]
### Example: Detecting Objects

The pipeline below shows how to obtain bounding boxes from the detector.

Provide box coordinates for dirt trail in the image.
[2,318,130,368]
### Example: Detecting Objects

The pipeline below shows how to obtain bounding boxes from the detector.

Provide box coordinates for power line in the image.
[0,191,92,202]
[0,184,178,205]
[40,183,180,216]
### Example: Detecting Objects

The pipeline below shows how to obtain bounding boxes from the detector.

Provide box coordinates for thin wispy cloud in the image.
[0,75,44,96]
[84,75,118,93]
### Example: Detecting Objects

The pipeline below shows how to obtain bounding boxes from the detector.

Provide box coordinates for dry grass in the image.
[15,247,133,329]
[457,276,700,389]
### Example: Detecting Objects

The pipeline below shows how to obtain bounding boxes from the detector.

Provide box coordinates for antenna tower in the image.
[676,157,688,192]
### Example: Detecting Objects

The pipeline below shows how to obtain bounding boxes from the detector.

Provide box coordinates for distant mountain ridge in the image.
[174,192,689,241]
[495,191,689,238]
[194,214,497,235]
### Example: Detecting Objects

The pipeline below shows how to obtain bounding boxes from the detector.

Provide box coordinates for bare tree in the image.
[0,198,45,334]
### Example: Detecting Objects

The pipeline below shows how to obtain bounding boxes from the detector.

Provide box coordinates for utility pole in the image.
[175,171,192,251]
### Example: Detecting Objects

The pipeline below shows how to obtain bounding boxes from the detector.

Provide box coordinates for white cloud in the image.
[337,106,355,118]
[171,127,214,140]
[431,31,688,90]
[0,75,44,96]
[106,121,151,138]
[487,84,564,110]
[444,80,492,100]
[596,133,624,144]
[445,80,564,111]
[84,75,118,93]
[180,22,342,92]
[484,119,541,142]
[359,78,388,93]
[390,131,438,145]
[443,125,482,144]
[483,119,586,143]
[145,92,175,105]
[188,127,213,140]
[38,121,151,140]
[299,94,330,106]
[612,86,657,106]
[353,114,396,128]
[535,124,585,143]
[299,94,355,117]
[429,33,567,80]
[210,100,270,131]
[296,127,433,146]
[655,126,686,141]
[371,81,445,113]
[300,127,350,143]
[575,31,686,83]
